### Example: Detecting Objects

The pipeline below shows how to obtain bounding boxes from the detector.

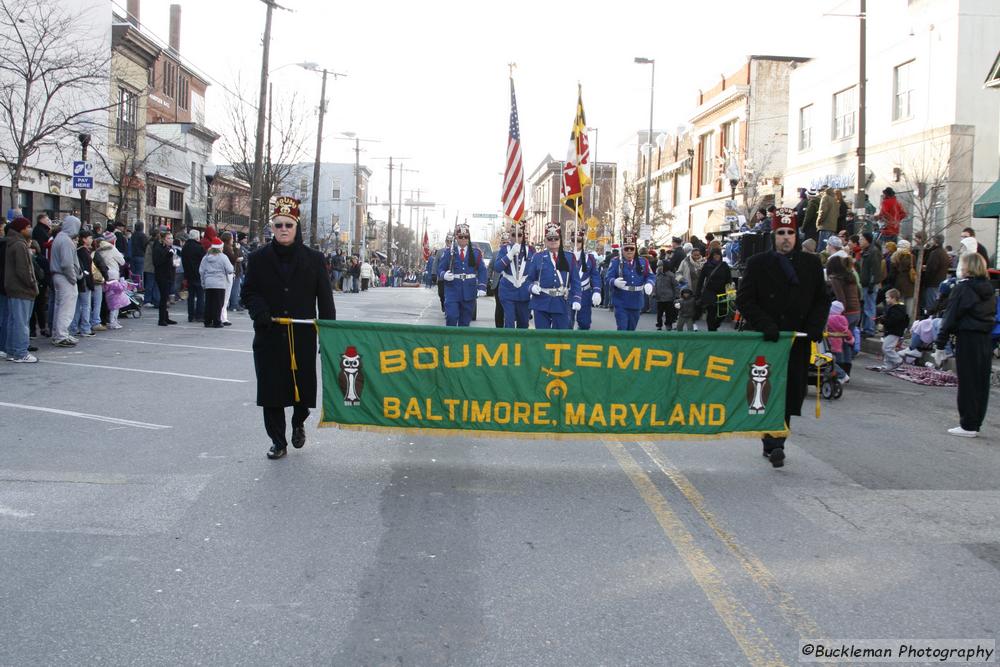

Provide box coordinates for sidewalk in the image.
[859,335,1000,386]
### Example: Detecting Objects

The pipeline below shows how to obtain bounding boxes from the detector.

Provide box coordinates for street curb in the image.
[861,335,1000,385]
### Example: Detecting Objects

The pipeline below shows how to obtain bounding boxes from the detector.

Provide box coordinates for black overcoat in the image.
[241,242,336,408]
[736,249,829,420]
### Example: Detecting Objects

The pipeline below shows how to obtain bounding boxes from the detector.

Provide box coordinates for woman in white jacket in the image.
[96,232,127,329]
[199,237,234,328]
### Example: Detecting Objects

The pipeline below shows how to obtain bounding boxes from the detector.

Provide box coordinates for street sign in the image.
[72,160,93,190]
[639,224,652,241]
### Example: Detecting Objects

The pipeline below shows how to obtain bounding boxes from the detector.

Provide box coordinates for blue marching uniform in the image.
[438,245,487,326]
[570,250,601,330]
[605,256,655,331]
[493,243,535,328]
[526,250,581,330]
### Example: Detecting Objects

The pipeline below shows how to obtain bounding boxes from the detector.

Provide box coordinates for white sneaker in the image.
[693,324,700,331]
[0,351,6,360]
[109,323,123,330]
[947,426,978,438]
[841,375,850,384]
[67,335,80,344]
[11,353,37,363]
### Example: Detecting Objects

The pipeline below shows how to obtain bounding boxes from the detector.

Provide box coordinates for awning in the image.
[973,180,1000,218]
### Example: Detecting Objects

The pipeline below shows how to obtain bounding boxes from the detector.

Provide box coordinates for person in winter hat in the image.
[199,237,233,328]
[3,217,39,362]
[826,300,853,383]
[653,261,679,330]
[96,231,127,329]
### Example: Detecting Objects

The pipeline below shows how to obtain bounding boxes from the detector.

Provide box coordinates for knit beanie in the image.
[9,216,30,233]
[830,300,845,315]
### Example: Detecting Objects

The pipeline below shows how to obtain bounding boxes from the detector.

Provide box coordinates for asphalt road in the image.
[2,286,998,666]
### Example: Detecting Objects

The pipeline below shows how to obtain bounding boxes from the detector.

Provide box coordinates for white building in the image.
[785,0,1000,251]
[290,162,371,252]
[145,122,219,231]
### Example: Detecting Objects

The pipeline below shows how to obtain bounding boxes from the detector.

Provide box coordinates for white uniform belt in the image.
[453,273,476,280]
[620,285,644,292]
[581,279,592,290]
[502,274,526,288]
[540,287,568,297]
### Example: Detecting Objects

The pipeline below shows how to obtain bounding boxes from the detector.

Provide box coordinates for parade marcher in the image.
[242,196,336,460]
[570,228,602,330]
[438,223,487,327]
[736,207,830,468]
[605,229,655,331]
[492,222,534,328]
[526,222,581,330]
[935,252,996,437]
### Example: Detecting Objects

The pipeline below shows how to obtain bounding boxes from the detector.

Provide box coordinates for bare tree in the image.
[726,145,780,231]
[0,0,112,206]
[218,77,308,238]
[895,132,975,322]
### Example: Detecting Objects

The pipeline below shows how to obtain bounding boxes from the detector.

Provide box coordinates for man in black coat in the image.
[242,196,336,460]
[152,231,176,326]
[736,207,830,468]
[181,230,206,322]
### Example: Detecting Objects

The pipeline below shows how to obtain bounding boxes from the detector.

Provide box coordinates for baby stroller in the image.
[117,280,143,319]
[808,337,843,400]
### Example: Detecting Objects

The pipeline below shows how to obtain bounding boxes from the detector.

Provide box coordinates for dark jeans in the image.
[656,301,676,329]
[30,287,48,335]
[156,277,172,323]
[204,288,225,326]
[956,331,992,431]
[263,405,310,448]
[187,284,205,321]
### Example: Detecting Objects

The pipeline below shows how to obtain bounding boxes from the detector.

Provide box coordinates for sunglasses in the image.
[545,236,560,241]
[774,229,796,236]
[514,233,524,237]
[272,222,296,229]
[455,235,469,240]
[623,246,636,251]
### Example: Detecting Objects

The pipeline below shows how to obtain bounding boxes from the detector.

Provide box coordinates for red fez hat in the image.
[271,196,301,223]
[771,207,797,232]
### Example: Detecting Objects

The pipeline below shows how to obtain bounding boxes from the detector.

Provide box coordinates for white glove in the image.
[591,291,601,307]
[509,243,520,256]
[613,277,627,289]
[477,289,486,298]
[443,271,455,282]
[643,283,653,296]
[530,283,542,296]
[572,302,581,312]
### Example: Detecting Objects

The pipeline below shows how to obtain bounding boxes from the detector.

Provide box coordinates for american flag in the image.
[502,77,525,222]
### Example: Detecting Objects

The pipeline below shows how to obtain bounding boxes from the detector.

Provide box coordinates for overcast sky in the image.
[129,0,850,237]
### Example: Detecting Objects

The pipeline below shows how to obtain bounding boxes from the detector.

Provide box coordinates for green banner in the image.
[318,321,793,440]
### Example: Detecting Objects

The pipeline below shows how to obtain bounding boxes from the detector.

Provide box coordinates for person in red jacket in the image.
[876,187,906,243]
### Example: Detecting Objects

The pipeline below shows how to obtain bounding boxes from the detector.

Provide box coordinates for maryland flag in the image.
[561,84,590,222]
[421,229,430,261]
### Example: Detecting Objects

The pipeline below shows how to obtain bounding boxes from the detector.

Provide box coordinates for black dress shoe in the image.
[291,426,306,449]
[188,317,194,322]
[266,445,287,460]
[769,448,785,468]
[212,323,224,328]
[166,319,178,325]
[158,321,168,326]
[222,321,232,326]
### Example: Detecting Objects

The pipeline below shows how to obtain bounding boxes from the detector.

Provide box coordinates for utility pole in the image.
[387,157,394,264]
[265,82,272,209]
[78,133,91,227]
[309,68,328,248]
[338,133,379,255]
[250,0,274,243]
[855,0,867,212]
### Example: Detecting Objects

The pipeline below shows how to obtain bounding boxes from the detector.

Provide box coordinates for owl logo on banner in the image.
[746,356,771,415]
[338,346,364,406]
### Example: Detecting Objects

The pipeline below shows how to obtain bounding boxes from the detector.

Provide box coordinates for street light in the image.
[634,57,655,236]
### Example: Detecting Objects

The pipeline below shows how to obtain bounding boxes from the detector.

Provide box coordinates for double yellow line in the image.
[605,439,825,667]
